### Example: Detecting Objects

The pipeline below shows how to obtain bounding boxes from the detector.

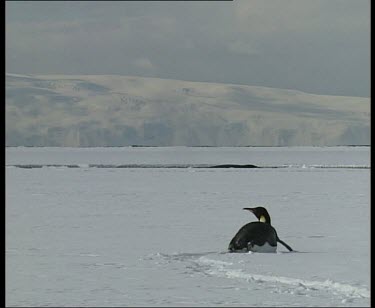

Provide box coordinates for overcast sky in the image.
[6,0,370,97]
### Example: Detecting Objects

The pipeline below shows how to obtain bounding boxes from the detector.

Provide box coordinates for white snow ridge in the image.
[197,256,370,301]
[5,73,370,147]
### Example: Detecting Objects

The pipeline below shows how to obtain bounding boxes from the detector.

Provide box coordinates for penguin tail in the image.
[277,237,293,252]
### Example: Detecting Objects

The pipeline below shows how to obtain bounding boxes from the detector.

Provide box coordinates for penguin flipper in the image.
[277,238,293,252]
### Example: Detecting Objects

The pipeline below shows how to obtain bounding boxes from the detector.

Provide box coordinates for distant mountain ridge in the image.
[5,73,370,147]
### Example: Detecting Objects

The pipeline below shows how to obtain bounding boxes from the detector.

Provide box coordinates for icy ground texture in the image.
[6,147,370,306]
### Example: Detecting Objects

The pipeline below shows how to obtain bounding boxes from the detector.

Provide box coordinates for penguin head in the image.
[243,206,271,224]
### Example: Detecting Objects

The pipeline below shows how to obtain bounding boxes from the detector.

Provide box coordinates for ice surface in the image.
[6,147,370,306]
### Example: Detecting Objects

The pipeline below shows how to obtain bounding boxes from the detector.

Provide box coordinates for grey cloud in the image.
[6,0,370,97]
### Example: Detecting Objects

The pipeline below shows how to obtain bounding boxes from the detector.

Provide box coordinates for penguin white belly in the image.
[248,242,277,253]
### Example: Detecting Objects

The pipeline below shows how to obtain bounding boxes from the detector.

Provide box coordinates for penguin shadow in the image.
[157,233,327,260]
[280,250,328,254]
[225,249,326,254]
[172,250,325,258]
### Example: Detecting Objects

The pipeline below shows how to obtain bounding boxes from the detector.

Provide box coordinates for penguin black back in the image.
[228,221,278,252]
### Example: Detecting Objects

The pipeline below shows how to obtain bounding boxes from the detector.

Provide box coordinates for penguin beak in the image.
[243,207,254,213]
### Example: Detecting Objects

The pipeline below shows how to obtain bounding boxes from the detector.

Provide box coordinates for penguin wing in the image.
[229,222,277,250]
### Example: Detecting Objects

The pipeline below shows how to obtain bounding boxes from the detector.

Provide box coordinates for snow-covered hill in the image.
[5,73,370,146]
